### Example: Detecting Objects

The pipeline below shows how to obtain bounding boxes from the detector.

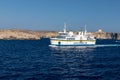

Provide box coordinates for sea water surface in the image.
[0,39,120,80]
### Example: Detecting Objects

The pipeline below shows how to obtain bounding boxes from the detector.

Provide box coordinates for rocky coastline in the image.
[0,29,119,40]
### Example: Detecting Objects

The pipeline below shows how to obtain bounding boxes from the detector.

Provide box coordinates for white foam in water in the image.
[116,41,120,42]
[95,44,120,47]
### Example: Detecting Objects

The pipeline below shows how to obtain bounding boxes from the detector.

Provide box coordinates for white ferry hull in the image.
[50,39,96,46]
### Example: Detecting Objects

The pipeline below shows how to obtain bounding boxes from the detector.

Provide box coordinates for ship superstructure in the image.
[50,24,96,46]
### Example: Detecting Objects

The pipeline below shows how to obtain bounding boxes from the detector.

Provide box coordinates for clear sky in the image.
[0,0,120,32]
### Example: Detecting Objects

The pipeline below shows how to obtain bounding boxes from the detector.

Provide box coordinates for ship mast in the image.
[64,23,67,33]
[84,24,87,34]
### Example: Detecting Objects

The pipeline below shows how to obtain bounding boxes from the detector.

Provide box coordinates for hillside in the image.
[0,30,57,40]
[0,29,119,40]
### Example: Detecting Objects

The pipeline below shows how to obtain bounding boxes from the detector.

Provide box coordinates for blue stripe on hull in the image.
[50,44,95,46]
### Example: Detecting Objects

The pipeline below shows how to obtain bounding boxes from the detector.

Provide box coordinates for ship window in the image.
[59,33,67,35]
[56,36,65,38]
[67,38,75,40]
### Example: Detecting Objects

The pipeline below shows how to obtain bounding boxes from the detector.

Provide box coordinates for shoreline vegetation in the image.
[0,29,119,40]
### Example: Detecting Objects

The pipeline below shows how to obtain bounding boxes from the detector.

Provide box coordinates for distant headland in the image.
[0,29,119,40]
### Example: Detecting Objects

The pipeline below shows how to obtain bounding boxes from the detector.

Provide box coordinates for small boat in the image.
[49,23,96,46]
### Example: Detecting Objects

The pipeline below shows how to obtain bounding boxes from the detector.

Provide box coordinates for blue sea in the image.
[0,39,120,80]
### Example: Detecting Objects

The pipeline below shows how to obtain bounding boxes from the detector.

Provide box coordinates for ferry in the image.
[49,23,96,46]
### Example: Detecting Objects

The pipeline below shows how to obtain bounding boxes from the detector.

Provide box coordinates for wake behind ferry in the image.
[50,24,96,46]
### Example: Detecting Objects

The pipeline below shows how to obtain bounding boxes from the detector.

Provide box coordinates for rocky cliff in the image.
[0,29,119,40]
[0,30,57,40]
[0,30,39,39]
[93,32,120,40]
